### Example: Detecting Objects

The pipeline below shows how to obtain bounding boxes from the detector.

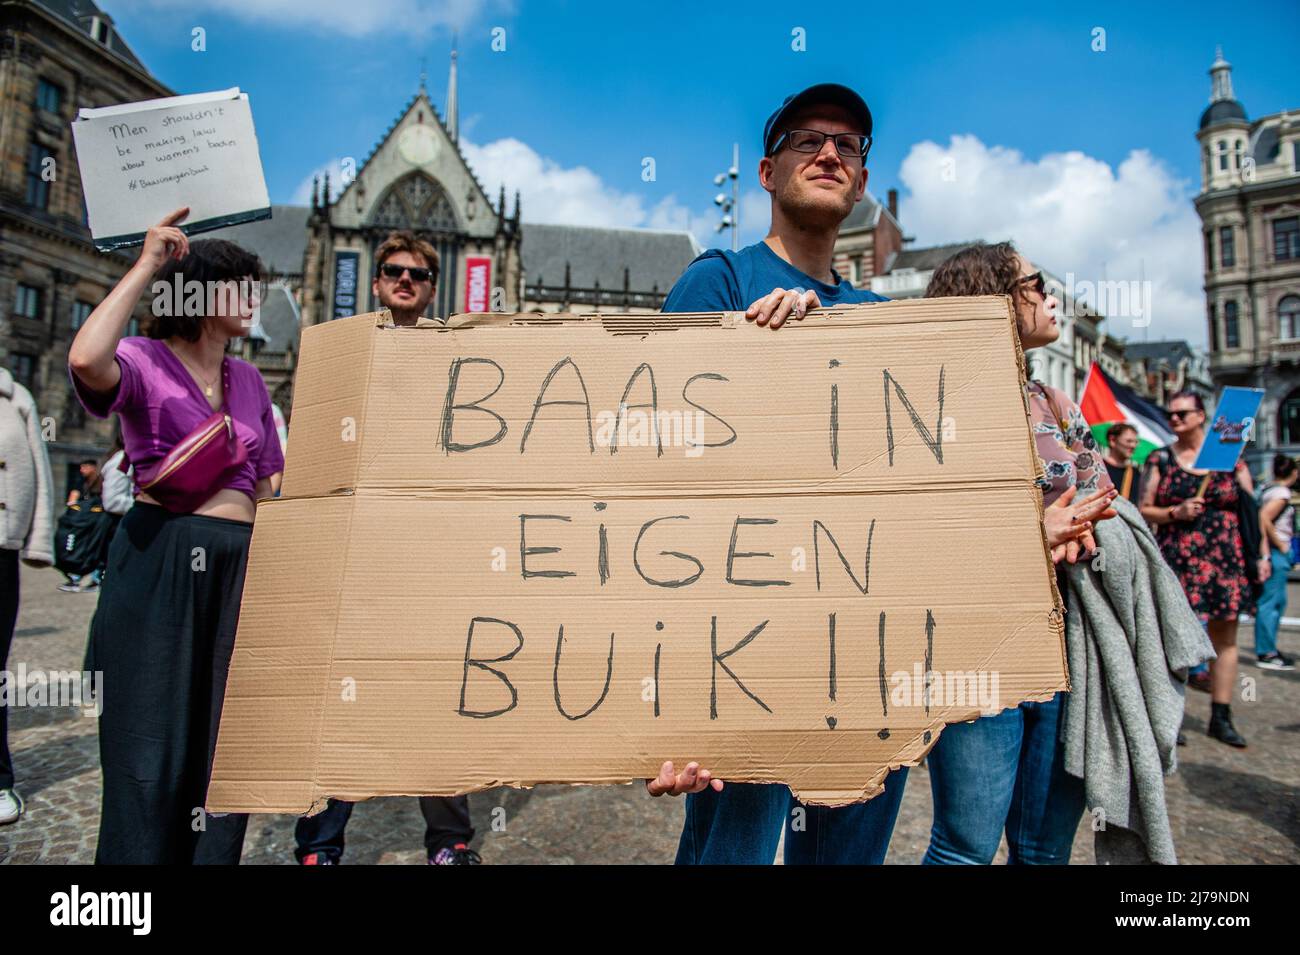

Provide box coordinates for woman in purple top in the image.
[68,208,284,864]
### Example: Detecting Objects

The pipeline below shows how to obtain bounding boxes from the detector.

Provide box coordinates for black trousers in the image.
[0,549,18,790]
[99,512,122,574]
[295,794,474,862]
[89,503,251,864]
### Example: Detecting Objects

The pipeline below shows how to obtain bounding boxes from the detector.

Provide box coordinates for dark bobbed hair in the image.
[1274,453,1298,481]
[148,238,262,342]
[924,240,1038,337]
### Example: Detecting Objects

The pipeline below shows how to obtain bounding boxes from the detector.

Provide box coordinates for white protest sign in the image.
[72,88,271,251]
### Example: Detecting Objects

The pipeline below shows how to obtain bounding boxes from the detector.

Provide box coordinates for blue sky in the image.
[105,0,1299,344]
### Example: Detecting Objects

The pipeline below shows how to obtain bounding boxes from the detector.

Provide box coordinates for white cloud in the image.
[290,136,715,247]
[115,0,508,38]
[460,137,714,246]
[290,157,351,205]
[739,189,771,245]
[461,137,643,226]
[897,134,1206,346]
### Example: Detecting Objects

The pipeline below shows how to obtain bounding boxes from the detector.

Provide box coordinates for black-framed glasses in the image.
[771,128,871,161]
[378,263,433,283]
[1016,271,1047,298]
[1167,409,1199,421]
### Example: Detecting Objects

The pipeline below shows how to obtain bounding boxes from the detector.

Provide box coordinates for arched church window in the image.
[369,174,459,233]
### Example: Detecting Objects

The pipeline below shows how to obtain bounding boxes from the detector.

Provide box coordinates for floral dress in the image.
[1145,446,1249,620]
[1026,381,1113,507]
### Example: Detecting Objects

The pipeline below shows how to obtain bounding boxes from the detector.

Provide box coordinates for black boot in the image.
[1207,702,1247,748]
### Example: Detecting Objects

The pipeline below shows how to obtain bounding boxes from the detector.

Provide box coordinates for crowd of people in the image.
[0,82,1292,863]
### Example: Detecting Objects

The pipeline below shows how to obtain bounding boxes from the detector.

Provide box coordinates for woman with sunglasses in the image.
[1140,391,1266,747]
[919,241,1118,864]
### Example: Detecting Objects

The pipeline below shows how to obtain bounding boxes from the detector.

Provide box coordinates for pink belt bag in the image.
[128,410,248,513]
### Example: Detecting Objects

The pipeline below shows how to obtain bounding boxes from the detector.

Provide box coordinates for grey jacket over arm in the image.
[1061,496,1215,865]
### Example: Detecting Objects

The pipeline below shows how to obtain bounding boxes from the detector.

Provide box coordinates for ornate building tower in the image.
[299,56,520,327]
[1195,48,1300,471]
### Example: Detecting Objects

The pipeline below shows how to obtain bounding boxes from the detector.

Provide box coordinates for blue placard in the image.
[1193,387,1264,472]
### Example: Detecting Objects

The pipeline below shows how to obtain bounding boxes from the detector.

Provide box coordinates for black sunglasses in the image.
[771,128,871,161]
[1167,409,1200,421]
[378,263,433,283]
[1016,271,1047,298]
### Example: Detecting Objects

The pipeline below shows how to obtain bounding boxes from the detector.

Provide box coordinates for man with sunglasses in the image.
[650,84,908,865]
[372,230,441,325]
[293,230,481,865]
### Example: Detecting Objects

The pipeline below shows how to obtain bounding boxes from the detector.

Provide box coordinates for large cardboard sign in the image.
[207,298,1066,812]
[72,88,271,251]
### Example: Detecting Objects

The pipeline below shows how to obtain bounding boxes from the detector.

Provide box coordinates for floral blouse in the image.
[1026,381,1114,507]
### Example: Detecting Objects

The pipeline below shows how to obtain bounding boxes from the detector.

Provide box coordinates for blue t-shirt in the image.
[661,241,889,313]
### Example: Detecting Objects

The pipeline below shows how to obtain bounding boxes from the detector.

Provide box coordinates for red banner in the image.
[464,256,492,313]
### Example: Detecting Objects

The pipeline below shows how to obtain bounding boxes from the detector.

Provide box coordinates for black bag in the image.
[53,501,113,577]
[1236,483,1263,594]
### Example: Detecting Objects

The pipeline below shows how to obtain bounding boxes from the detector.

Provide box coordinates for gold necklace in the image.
[169,344,220,398]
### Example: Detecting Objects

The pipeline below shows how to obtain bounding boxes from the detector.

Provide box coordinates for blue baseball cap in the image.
[762,83,873,157]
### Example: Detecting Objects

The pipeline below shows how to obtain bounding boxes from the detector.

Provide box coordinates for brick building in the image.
[0,0,168,499]
[1195,47,1300,471]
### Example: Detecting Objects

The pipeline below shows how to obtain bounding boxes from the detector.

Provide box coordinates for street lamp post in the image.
[713,143,739,252]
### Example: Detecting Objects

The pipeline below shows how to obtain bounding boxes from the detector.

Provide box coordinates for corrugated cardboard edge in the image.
[207,496,355,815]
[1000,294,1070,690]
[302,495,357,818]
[287,696,1069,808]
[278,315,378,499]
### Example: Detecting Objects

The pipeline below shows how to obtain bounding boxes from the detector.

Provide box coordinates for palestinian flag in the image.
[1078,362,1173,465]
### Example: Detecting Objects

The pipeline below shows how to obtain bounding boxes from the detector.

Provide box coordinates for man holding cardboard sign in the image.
[650,84,908,864]
[205,86,1069,849]
[292,230,479,865]
[205,295,1067,849]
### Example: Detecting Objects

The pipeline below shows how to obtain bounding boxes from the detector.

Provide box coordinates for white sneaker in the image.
[0,788,23,825]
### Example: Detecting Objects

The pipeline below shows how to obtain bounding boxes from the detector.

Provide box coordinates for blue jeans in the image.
[674,768,909,865]
[923,692,1084,865]
[1254,548,1293,657]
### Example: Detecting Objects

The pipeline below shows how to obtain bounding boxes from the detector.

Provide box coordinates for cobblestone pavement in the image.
[3,564,1297,865]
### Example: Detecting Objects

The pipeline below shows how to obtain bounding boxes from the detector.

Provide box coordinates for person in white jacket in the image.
[0,366,55,825]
